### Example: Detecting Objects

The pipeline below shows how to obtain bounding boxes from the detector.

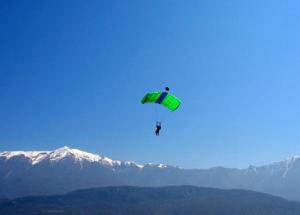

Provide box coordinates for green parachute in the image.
[141,91,181,111]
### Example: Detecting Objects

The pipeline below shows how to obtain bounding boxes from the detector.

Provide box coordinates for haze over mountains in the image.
[1,146,300,201]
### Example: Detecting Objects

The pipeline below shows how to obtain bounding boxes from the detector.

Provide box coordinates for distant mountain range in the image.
[1,146,300,201]
[1,186,300,215]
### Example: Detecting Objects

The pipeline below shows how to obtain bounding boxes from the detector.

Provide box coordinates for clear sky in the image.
[1,0,300,169]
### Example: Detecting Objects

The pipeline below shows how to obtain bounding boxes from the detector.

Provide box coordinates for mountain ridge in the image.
[1,146,299,172]
[0,146,170,169]
[2,146,300,201]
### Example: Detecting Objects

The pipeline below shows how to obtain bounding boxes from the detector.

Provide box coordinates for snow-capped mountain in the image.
[0,146,169,169]
[1,146,300,201]
[0,146,140,167]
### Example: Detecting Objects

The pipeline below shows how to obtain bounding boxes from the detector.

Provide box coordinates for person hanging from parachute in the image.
[141,87,181,136]
[155,121,162,136]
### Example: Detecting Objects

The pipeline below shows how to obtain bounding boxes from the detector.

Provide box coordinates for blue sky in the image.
[1,0,300,168]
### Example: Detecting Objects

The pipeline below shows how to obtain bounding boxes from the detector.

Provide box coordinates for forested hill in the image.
[1,186,300,215]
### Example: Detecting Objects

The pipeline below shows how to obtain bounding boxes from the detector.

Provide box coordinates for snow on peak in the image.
[281,155,300,177]
[51,146,96,161]
[287,155,300,163]
[145,163,172,168]
[244,155,300,178]
[48,146,126,167]
[0,146,143,168]
[0,150,50,165]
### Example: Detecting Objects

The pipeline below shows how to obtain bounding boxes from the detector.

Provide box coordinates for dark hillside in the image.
[1,186,300,215]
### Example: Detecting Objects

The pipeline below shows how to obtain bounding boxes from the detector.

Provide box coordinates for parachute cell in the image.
[141,91,181,111]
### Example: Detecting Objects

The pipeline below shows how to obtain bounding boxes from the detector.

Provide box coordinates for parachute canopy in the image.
[141,91,181,111]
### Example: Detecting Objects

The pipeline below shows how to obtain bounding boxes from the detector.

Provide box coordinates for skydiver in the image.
[155,121,162,136]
